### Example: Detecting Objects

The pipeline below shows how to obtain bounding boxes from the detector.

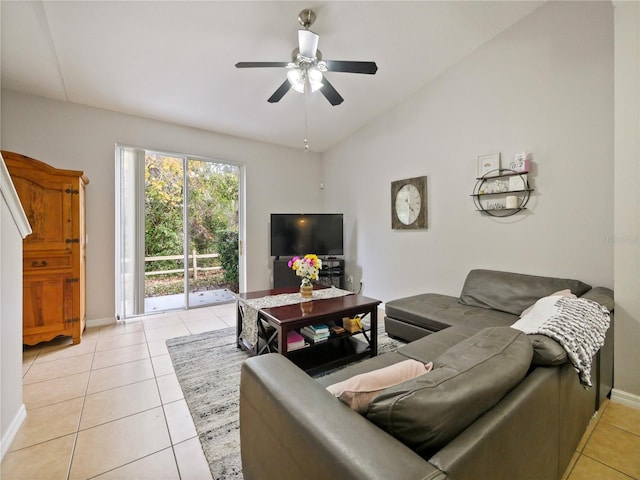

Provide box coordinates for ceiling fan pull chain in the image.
[304,88,310,152]
[304,88,309,152]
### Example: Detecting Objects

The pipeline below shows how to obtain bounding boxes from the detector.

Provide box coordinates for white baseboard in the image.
[1,403,26,461]
[610,388,640,409]
[86,317,117,328]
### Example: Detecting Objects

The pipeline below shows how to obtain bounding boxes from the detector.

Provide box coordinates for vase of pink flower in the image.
[288,254,322,298]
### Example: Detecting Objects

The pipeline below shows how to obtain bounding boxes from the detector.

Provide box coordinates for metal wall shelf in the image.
[472,168,532,217]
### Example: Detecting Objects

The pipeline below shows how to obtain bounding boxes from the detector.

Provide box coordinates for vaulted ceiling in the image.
[1,1,544,152]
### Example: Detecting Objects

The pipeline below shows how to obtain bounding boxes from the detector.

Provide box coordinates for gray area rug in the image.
[166,323,403,480]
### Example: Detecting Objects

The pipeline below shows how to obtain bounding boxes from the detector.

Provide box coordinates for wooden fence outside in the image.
[145,250,221,280]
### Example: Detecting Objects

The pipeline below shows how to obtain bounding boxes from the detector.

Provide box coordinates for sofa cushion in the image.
[520,289,576,317]
[458,269,592,316]
[528,334,567,365]
[326,360,433,414]
[385,293,517,333]
[366,327,533,458]
[396,325,479,364]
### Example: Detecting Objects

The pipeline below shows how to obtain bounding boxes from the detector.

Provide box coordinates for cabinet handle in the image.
[65,238,80,244]
[31,260,48,268]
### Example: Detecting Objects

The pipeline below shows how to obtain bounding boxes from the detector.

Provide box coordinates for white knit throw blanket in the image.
[511,296,610,388]
[237,288,353,347]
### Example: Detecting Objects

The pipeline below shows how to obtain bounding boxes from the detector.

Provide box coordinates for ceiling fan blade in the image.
[319,78,344,106]
[235,62,290,69]
[324,60,378,75]
[267,80,292,103]
[298,30,319,58]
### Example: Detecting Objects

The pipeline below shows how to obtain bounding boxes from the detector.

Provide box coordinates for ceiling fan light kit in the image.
[286,66,323,93]
[235,8,378,106]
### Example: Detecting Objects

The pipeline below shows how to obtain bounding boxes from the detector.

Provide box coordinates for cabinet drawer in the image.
[24,254,72,271]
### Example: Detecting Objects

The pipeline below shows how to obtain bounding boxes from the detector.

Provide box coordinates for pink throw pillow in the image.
[326,360,433,414]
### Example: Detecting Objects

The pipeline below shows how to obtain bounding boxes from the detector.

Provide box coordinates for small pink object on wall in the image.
[510,153,531,173]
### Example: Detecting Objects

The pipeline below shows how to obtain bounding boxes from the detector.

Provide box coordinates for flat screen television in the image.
[270,213,344,257]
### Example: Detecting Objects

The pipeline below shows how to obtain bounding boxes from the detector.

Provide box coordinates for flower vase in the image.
[300,279,313,298]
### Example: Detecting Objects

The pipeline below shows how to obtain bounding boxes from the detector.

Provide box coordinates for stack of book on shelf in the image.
[300,324,330,343]
[330,325,345,335]
[286,331,307,351]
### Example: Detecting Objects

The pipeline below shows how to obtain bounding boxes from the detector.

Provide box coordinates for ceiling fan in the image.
[235,9,378,106]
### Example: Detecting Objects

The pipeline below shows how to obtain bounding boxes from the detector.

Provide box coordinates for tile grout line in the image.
[563,454,578,479]
[598,419,640,440]
[579,409,604,453]
[82,448,175,480]
[8,312,228,478]
[146,319,186,480]
[65,331,98,480]
[565,402,606,478]
[21,351,148,389]
[68,323,179,479]
[169,316,215,480]
[579,452,637,479]
[59,325,142,479]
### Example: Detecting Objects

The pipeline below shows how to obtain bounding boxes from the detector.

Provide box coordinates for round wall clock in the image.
[391,176,427,229]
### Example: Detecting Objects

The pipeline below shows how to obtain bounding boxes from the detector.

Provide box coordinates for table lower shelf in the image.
[287,335,374,376]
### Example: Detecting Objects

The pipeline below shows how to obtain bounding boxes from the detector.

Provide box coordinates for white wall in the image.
[322,1,614,304]
[612,0,640,403]
[1,91,322,322]
[0,155,31,459]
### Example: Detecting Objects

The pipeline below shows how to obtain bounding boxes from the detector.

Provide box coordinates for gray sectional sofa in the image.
[239,270,614,480]
[385,269,615,407]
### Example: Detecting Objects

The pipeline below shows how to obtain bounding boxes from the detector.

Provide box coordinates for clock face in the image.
[391,176,427,229]
[395,184,421,225]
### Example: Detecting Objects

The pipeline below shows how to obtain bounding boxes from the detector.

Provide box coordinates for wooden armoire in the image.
[3,151,89,345]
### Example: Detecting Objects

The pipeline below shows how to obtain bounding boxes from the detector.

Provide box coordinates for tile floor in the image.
[563,398,640,480]
[2,302,639,479]
[2,302,236,480]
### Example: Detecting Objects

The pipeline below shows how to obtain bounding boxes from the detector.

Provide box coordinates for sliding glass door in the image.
[115,146,242,319]
[185,158,240,308]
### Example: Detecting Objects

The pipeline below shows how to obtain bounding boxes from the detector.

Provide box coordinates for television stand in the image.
[273,258,345,289]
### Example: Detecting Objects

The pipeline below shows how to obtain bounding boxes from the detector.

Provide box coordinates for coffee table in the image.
[236,287,381,374]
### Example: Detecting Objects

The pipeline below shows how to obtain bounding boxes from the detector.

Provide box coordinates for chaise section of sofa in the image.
[384,269,594,342]
[385,292,517,340]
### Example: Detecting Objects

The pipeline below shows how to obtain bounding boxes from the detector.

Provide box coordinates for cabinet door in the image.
[11,175,74,253]
[23,272,75,345]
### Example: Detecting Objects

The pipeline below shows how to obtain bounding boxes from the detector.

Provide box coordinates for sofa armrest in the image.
[240,354,443,480]
[580,287,614,311]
